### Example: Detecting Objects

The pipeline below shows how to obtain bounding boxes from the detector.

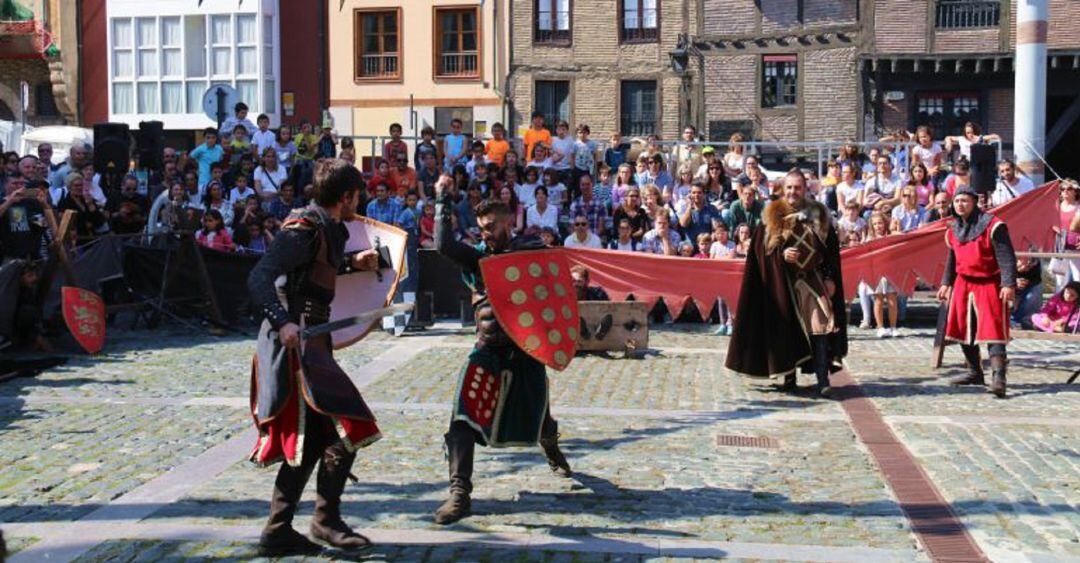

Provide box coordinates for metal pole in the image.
[1013,0,1048,184]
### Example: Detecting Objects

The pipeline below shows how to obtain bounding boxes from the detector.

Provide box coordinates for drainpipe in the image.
[1013,0,1048,183]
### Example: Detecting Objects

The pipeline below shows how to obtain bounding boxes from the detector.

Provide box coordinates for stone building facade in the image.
[507,0,697,141]
[0,0,80,129]
[695,0,1080,175]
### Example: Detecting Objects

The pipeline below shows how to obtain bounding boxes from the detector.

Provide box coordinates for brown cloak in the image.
[724,199,848,378]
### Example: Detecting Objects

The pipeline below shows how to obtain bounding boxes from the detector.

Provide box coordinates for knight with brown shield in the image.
[431,172,577,525]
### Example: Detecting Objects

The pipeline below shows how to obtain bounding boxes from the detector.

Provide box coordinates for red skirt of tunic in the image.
[945,274,1009,345]
[249,352,381,467]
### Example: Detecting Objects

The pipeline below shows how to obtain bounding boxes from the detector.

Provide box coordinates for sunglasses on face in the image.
[574,222,588,227]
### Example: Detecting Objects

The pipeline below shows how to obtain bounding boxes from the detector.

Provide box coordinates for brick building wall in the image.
[874,0,928,53]
[986,87,1014,143]
[761,0,800,33]
[802,47,859,141]
[933,29,1000,53]
[0,59,60,126]
[804,0,856,26]
[508,0,692,139]
[702,0,756,34]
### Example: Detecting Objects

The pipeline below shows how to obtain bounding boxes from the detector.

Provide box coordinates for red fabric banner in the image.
[564,182,1061,317]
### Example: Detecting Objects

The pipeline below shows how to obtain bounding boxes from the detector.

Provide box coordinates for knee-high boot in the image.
[310,441,371,550]
[539,412,572,477]
[259,452,321,555]
[811,335,833,398]
[989,354,1007,398]
[950,345,986,385]
[434,423,475,525]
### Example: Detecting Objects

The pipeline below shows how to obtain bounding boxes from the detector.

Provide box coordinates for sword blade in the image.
[302,303,414,340]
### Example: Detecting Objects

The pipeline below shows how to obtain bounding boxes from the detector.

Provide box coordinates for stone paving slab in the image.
[363,348,843,417]
[0,401,248,524]
[150,410,917,552]
[892,422,1080,559]
[0,335,380,400]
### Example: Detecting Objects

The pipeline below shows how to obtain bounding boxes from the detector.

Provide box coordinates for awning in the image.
[0,19,53,59]
[859,51,1080,74]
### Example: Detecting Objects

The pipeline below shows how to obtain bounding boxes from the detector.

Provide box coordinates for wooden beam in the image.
[1046,93,1080,153]
[935,59,943,73]
[975,58,984,73]
[993,57,1002,72]
[913,58,921,72]
[890,58,897,73]
[872,58,879,72]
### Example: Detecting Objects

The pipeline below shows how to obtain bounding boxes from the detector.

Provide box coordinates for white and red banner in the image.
[565,182,1061,316]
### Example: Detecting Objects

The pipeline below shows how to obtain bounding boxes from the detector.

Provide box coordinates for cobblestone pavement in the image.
[1,324,1077,562]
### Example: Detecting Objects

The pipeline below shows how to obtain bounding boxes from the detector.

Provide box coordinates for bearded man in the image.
[725,169,848,397]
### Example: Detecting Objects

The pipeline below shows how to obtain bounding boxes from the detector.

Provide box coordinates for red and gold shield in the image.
[61,286,106,354]
[480,249,580,371]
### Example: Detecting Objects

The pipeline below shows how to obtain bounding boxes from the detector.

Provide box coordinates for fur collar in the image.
[763,198,831,254]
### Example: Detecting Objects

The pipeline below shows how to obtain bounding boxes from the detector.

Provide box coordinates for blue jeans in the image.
[1011,284,1042,328]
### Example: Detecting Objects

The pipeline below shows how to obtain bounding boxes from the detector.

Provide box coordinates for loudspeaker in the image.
[969,143,996,195]
[93,123,132,177]
[137,121,164,171]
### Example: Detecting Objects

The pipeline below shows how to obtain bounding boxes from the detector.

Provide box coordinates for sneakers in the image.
[858,321,871,330]
[876,327,889,339]
[889,327,902,338]
[714,324,732,336]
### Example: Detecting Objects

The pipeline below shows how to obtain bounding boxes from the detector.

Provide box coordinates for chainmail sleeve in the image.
[435,193,481,273]
[247,226,318,330]
[992,223,1018,287]
[941,248,957,286]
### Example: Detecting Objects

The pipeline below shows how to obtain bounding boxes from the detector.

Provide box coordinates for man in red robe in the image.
[936,184,1017,398]
[247,159,382,555]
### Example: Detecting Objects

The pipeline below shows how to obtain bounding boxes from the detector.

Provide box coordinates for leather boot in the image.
[259,461,322,556]
[812,336,834,399]
[950,345,986,385]
[434,427,474,525]
[539,416,572,478]
[310,442,371,550]
[989,356,1007,398]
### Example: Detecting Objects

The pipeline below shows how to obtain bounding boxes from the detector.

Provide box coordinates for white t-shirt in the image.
[956,136,985,159]
[836,180,864,207]
[563,232,602,249]
[545,183,567,207]
[612,239,641,252]
[990,175,1036,207]
[550,136,576,171]
[252,129,277,156]
[229,186,256,205]
[525,204,559,231]
[911,143,943,171]
[865,174,900,203]
[516,182,539,207]
[254,165,288,195]
[709,240,736,258]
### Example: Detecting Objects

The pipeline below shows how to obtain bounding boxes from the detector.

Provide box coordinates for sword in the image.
[301,302,414,340]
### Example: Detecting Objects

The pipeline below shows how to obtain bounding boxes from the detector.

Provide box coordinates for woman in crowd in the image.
[157,183,190,232]
[611,163,636,208]
[273,127,298,171]
[195,209,235,252]
[863,212,900,337]
[525,185,559,233]
[702,161,730,209]
[944,121,1001,160]
[1051,181,1080,289]
[670,163,694,207]
[612,187,647,242]
[733,222,752,258]
[254,148,288,205]
[202,181,234,230]
[942,158,972,198]
[59,173,110,238]
[1031,281,1079,334]
[496,184,524,234]
[641,183,676,232]
[890,186,925,234]
[722,133,747,181]
[836,143,860,175]
[836,163,864,211]
[608,218,641,251]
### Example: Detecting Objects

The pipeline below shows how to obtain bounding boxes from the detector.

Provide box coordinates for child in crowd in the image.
[524,111,552,164]
[530,143,554,171]
[574,124,597,185]
[415,126,438,169]
[419,201,436,249]
[733,223,752,258]
[837,201,867,246]
[604,132,631,170]
[679,241,696,258]
[383,123,409,166]
[1031,282,1080,334]
[316,125,338,159]
[443,118,468,171]
[694,233,713,259]
[251,114,276,156]
[196,209,235,252]
[465,141,487,179]
[709,223,736,259]
[594,164,614,208]
[484,123,510,169]
[517,166,541,207]
[228,174,256,206]
[542,168,567,209]
[229,124,251,166]
[611,163,635,208]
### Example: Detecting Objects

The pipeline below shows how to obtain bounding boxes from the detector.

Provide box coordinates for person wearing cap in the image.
[696,145,719,178]
[936,184,1017,398]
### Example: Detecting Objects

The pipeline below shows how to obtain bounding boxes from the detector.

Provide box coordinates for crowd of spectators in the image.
[2,100,1079,349]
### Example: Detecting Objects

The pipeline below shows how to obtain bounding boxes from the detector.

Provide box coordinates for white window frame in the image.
[106,0,281,130]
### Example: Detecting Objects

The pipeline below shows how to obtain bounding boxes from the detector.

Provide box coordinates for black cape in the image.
[724,212,848,378]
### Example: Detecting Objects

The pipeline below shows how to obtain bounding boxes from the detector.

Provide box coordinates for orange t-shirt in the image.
[524,128,552,163]
[485,138,511,167]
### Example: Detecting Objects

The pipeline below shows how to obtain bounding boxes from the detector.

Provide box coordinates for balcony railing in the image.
[358,54,399,79]
[437,51,478,78]
[534,28,571,45]
[935,0,1000,29]
[621,112,656,137]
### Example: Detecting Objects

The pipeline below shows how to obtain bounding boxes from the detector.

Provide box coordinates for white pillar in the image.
[1013,0,1049,184]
